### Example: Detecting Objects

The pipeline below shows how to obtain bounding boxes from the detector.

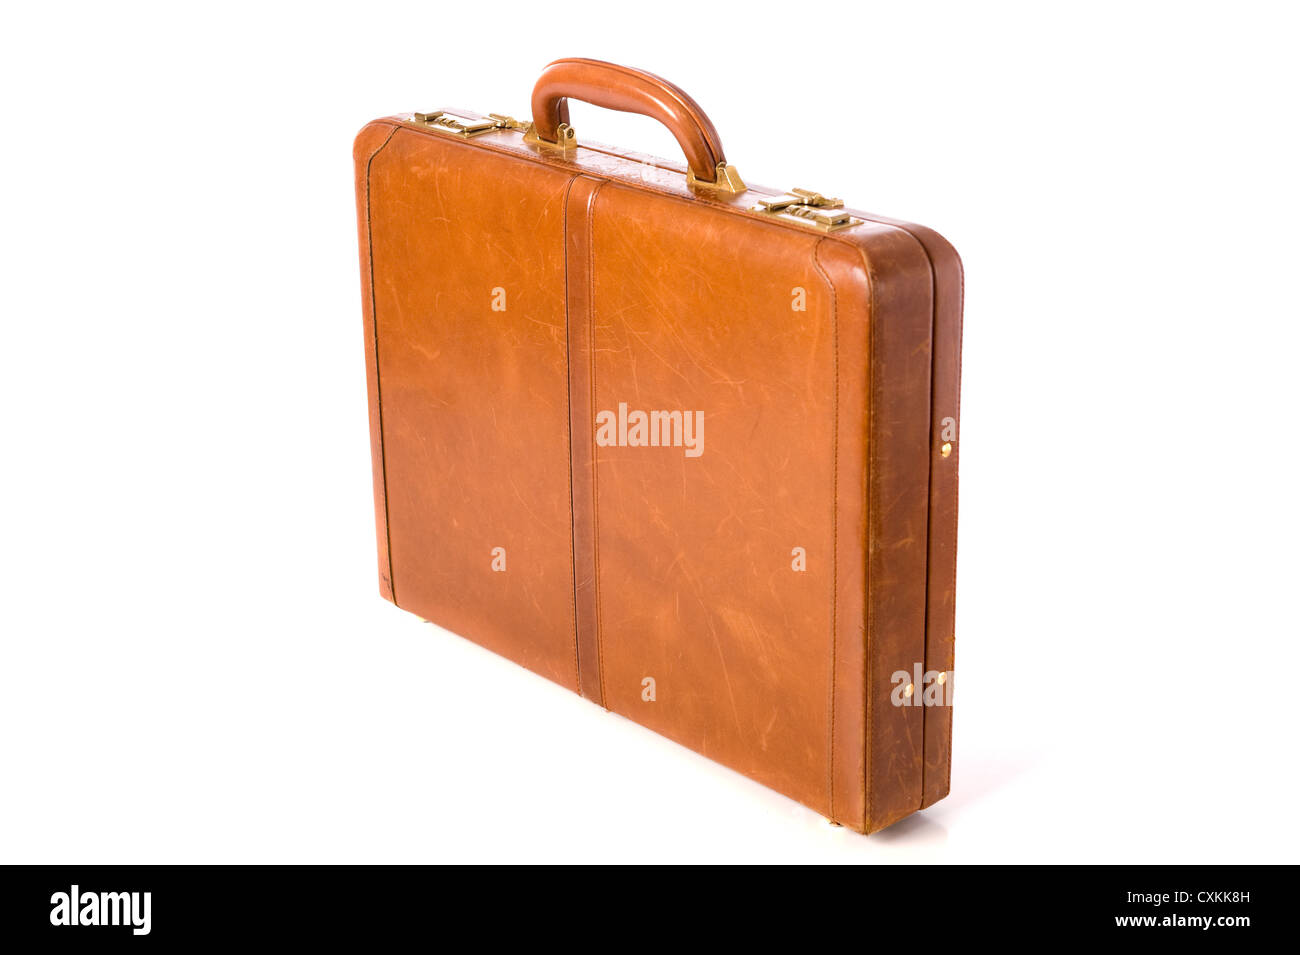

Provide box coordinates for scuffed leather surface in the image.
[354,109,960,832]
[363,128,581,689]
[588,183,838,812]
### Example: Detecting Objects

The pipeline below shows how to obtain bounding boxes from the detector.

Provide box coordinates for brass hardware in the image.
[936,672,947,685]
[687,161,747,195]
[941,441,953,458]
[762,187,841,210]
[753,187,862,232]
[488,113,529,130]
[523,121,577,153]
[904,683,914,698]
[411,110,526,137]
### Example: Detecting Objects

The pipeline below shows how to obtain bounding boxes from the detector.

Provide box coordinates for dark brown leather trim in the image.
[914,229,963,808]
[838,232,935,833]
[836,214,963,813]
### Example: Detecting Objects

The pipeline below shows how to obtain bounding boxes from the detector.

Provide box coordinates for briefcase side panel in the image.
[913,227,962,810]
[836,214,963,819]
[820,232,936,832]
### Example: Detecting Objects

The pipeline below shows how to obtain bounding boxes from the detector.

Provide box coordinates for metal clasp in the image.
[753,188,861,232]
[411,110,527,137]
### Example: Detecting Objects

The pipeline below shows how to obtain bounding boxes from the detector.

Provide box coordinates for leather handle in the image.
[531,58,727,182]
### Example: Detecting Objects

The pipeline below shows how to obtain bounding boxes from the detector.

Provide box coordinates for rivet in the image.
[940,442,953,458]
[937,672,947,685]
[904,683,914,697]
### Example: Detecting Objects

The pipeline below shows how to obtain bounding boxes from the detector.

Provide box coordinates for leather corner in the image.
[353,119,400,167]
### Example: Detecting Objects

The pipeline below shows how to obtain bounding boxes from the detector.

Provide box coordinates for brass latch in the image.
[523,121,577,153]
[411,110,527,137]
[687,162,747,195]
[753,188,862,232]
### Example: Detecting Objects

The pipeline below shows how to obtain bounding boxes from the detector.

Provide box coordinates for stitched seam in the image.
[588,183,608,707]
[857,245,878,834]
[562,173,582,693]
[811,240,838,823]
[896,233,935,811]
[866,252,878,833]
[364,124,402,602]
[917,246,940,807]
[947,261,965,797]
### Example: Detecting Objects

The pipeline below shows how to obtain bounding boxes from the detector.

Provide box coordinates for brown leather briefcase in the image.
[354,58,963,833]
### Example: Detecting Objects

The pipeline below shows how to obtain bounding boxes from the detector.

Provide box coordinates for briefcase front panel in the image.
[365,130,580,687]
[354,59,962,832]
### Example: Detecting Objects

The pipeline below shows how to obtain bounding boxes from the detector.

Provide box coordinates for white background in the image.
[1,1,1297,863]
